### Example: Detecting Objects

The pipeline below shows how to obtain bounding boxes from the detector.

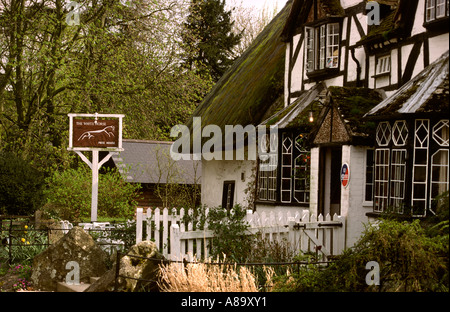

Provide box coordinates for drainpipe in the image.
[351,47,362,87]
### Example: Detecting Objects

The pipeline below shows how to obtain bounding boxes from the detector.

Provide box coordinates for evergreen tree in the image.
[183,0,242,81]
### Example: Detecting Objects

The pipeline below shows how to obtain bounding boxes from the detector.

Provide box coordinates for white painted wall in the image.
[429,34,450,63]
[341,0,362,9]
[201,159,256,209]
[341,145,374,247]
[290,34,304,95]
[411,0,427,37]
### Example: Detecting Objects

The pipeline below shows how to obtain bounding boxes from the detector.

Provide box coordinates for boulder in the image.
[86,240,165,292]
[31,226,108,291]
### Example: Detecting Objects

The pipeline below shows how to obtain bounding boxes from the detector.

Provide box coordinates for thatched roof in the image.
[186,0,293,132]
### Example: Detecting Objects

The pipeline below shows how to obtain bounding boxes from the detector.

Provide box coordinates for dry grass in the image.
[158,259,274,292]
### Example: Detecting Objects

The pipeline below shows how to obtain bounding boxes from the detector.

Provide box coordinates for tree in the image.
[0,152,46,216]
[0,0,212,174]
[227,0,279,56]
[182,0,242,81]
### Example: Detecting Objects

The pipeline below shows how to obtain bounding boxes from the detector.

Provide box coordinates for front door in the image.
[318,146,342,216]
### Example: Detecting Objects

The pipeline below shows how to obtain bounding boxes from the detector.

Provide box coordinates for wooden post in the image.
[170,223,181,261]
[91,150,99,222]
[136,208,143,244]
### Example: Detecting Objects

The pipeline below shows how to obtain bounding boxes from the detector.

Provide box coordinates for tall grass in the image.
[158,258,274,292]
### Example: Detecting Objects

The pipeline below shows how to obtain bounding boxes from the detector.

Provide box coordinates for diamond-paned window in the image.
[376,122,391,146]
[433,120,449,146]
[392,120,408,146]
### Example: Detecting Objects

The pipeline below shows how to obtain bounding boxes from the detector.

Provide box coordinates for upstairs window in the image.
[305,22,340,73]
[425,0,449,22]
[376,55,391,75]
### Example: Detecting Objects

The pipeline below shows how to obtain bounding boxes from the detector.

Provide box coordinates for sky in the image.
[232,0,288,13]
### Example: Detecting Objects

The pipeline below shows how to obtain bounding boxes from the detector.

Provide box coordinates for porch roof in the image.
[365,50,449,119]
[260,83,384,143]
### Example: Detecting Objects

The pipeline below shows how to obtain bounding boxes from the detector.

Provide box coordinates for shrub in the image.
[0,152,46,216]
[271,218,449,292]
[184,204,255,263]
[43,166,141,221]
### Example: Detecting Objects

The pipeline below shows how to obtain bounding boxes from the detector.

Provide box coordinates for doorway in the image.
[318,146,342,216]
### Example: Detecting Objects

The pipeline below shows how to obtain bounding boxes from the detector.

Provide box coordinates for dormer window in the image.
[305,22,340,75]
[425,0,449,23]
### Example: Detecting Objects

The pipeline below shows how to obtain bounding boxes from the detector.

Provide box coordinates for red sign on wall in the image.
[341,163,350,188]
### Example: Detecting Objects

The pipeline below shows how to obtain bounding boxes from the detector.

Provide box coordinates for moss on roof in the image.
[186,1,292,131]
[359,10,397,43]
[319,0,345,17]
[328,86,383,136]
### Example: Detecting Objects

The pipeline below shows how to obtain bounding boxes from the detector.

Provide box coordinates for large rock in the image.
[86,240,164,292]
[31,226,108,291]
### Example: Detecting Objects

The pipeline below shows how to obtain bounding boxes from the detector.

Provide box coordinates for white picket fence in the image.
[135,208,346,262]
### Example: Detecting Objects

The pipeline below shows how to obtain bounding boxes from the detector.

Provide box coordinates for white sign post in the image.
[68,113,124,222]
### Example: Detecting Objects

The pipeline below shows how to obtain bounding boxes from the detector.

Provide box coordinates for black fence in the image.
[0,216,133,265]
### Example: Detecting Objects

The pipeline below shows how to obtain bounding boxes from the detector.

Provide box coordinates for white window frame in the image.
[363,148,375,206]
[426,0,449,22]
[305,22,340,72]
[258,134,277,201]
[305,27,315,72]
[281,134,293,203]
[376,55,391,75]
[412,119,430,217]
[390,149,407,213]
[392,120,408,146]
[326,23,340,69]
[433,119,449,146]
[376,121,392,146]
[429,149,449,214]
[293,134,310,204]
[374,148,390,212]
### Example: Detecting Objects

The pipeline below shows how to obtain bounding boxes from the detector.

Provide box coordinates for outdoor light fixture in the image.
[309,109,314,123]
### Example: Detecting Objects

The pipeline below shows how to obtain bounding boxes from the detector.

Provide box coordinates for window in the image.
[390,149,407,213]
[376,55,391,75]
[222,181,235,209]
[376,122,391,146]
[374,149,390,212]
[392,120,408,146]
[412,120,430,217]
[258,133,278,201]
[433,120,449,146]
[281,134,293,202]
[364,149,374,203]
[430,150,449,213]
[293,134,310,203]
[373,119,449,217]
[430,119,449,213]
[258,131,310,204]
[425,0,449,22]
[305,22,340,73]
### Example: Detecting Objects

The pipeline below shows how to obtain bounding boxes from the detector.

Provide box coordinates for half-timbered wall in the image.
[285,0,449,104]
